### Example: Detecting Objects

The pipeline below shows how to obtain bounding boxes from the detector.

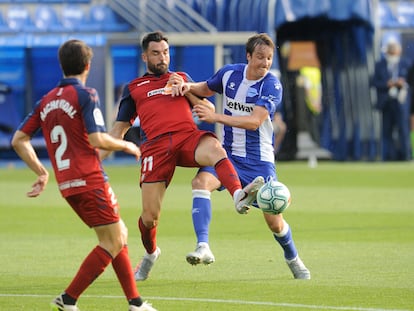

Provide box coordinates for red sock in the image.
[65,246,112,299]
[138,217,157,254]
[215,158,242,196]
[112,246,140,300]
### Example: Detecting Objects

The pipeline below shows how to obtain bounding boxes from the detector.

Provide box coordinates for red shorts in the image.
[65,182,120,227]
[139,130,216,187]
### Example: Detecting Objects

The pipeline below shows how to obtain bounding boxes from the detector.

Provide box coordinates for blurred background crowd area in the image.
[0,0,413,162]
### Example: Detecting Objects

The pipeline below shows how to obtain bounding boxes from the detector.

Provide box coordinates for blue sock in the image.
[273,221,298,261]
[192,190,212,244]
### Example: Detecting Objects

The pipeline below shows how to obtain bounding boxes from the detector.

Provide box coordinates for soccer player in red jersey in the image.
[12,39,156,311]
[104,31,263,281]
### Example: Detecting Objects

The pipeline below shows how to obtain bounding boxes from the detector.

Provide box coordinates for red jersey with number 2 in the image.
[18,78,108,198]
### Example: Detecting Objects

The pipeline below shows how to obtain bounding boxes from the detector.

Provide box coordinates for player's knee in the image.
[192,172,220,191]
[205,137,227,158]
[99,236,124,258]
[119,219,128,243]
[141,214,159,228]
[112,238,124,256]
[270,222,284,233]
[192,175,207,189]
[266,214,285,233]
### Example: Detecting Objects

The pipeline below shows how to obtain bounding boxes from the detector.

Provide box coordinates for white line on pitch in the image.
[0,293,410,311]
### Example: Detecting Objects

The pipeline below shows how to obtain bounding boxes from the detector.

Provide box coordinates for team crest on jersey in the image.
[93,108,105,126]
[227,82,236,90]
[274,82,281,90]
[261,94,277,105]
[247,87,258,97]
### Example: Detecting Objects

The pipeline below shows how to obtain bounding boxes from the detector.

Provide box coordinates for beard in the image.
[386,55,400,66]
[147,62,168,76]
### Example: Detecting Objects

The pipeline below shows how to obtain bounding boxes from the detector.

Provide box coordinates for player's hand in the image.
[27,173,49,198]
[176,82,191,96]
[123,141,141,161]
[167,73,189,97]
[193,104,216,123]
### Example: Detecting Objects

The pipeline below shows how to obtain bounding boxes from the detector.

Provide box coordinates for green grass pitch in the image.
[0,161,413,310]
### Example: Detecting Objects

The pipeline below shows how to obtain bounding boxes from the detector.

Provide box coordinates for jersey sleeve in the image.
[256,76,283,118]
[116,85,136,123]
[180,72,194,83]
[17,100,42,136]
[206,64,234,94]
[79,87,107,134]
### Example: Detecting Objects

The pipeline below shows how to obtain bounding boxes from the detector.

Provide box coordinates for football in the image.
[256,180,291,214]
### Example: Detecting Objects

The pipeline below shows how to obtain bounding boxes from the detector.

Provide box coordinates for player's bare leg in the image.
[135,182,164,281]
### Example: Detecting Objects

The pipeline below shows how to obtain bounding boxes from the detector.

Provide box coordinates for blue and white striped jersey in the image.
[207,63,283,164]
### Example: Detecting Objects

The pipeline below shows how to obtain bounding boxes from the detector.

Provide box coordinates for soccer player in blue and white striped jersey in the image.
[170,33,310,279]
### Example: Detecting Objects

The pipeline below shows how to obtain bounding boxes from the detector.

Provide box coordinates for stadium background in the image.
[0,0,412,161]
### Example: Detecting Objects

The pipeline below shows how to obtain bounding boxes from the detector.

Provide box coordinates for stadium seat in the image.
[0,11,12,33]
[6,5,36,32]
[89,4,131,32]
[396,1,414,27]
[33,5,66,32]
[377,2,399,28]
[60,4,86,31]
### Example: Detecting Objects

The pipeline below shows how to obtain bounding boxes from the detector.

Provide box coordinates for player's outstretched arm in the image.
[98,121,132,160]
[11,130,50,197]
[167,73,214,98]
[185,92,215,111]
[90,130,140,161]
[194,105,268,131]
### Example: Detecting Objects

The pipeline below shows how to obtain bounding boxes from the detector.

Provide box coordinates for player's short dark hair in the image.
[246,33,275,55]
[58,39,93,76]
[141,31,169,51]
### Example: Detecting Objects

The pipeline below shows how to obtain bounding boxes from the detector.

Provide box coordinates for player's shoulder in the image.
[78,85,97,95]
[129,75,149,86]
[75,85,99,103]
[174,71,192,82]
[223,63,245,72]
[126,76,151,95]
[263,71,282,87]
[264,70,280,81]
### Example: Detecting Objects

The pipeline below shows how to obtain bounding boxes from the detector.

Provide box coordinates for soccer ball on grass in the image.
[256,180,291,214]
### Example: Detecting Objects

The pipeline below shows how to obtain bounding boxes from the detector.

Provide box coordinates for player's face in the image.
[246,44,273,80]
[142,40,170,75]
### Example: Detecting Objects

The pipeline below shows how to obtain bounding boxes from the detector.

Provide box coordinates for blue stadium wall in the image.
[0,41,215,158]
[1,0,412,161]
